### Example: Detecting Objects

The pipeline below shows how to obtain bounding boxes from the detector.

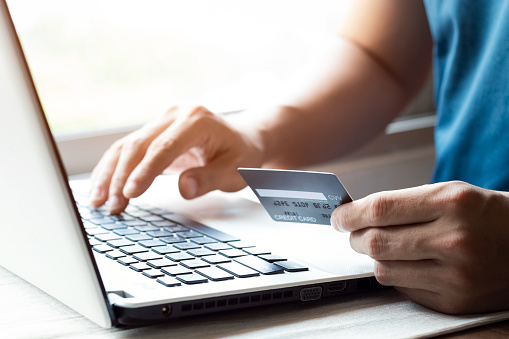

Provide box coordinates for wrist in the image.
[228,105,298,168]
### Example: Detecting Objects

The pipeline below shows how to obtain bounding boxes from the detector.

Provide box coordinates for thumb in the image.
[178,157,247,199]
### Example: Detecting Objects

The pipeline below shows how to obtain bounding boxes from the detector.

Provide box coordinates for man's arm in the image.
[258,0,432,168]
[89,0,432,212]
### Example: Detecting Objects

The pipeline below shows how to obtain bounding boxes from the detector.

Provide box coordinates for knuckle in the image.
[367,194,391,224]
[164,106,179,116]
[187,105,211,118]
[122,137,145,152]
[365,228,386,259]
[439,181,480,213]
[148,136,177,154]
[441,231,474,255]
[108,139,124,154]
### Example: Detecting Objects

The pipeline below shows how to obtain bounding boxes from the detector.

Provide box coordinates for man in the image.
[89,0,509,314]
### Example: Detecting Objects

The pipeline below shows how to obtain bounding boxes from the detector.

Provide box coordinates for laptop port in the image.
[328,282,347,294]
[161,305,172,316]
[300,287,323,301]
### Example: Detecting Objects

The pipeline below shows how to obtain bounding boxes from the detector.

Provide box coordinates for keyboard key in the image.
[130,262,151,272]
[151,220,177,227]
[126,210,152,218]
[146,230,173,238]
[133,252,162,262]
[109,213,136,222]
[180,259,210,269]
[190,236,217,245]
[139,239,166,248]
[151,245,180,255]
[160,236,186,244]
[134,225,159,232]
[160,213,175,219]
[168,215,240,242]
[276,260,309,272]
[243,247,271,256]
[259,254,287,262]
[164,225,189,232]
[161,265,193,276]
[120,244,149,255]
[165,252,194,261]
[122,220,149,227]
[228,241,255,249]
[126,233,152,242]
[132,203,154,210]
[176,273,208,285]
[218,262,259,278]
[142,269,165,279]
[82,221,97,229]
[139,215,165,222]
[113,228,140,236]
[174,242,201,250]
[147,258,177,269]
[107,239,136,248]
[157,276,181,287]
[187,248,215,257]
[219,249,247,258]
[93,244,114,253]
[101,223,128,231]
[205,242,232,251]
[86,227,109,236]
[124,205,142,213]
[178,230,203,238]
[196,266,234,281]
[89,238,102,246]
[117,257,138,266]
[145,207,168,215]
[89,216,116,225]
[95,233,122,242]
[202,254,232,265]
[235,255,285,275]
[105,249,126,260]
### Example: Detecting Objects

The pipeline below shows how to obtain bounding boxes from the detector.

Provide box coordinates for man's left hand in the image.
[331,181,509,314]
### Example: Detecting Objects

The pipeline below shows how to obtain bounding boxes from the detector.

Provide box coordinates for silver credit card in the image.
[238,168,353,225]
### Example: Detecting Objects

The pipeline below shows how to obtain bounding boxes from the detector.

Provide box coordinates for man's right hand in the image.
[88,106,264,214]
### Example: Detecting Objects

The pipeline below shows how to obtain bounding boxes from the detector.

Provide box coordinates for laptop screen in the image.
[0,0,113,327]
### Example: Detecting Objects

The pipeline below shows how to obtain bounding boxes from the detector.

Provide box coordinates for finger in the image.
[373,259,442,290]
[331,185,442,232]
[349,224,438,261]
[89,145,121,208]
[90,108,179,209]
[178,154,247,199]
[107,142,146,214]
[107,111,179,213]
[123,110,212,198]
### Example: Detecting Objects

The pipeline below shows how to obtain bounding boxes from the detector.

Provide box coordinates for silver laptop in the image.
[0,0,377,327]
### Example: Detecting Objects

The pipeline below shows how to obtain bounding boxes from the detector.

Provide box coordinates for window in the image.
[9,0,348,136]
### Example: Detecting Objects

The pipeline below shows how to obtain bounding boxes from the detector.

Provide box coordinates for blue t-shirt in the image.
[424,1,509,190]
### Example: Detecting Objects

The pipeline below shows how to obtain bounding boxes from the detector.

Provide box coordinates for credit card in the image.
[238,168,353,225]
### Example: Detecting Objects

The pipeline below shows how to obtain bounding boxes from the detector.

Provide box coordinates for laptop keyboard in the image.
[76,199,308,287]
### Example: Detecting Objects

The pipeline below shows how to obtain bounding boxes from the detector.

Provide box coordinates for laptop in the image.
[0,0,377,328]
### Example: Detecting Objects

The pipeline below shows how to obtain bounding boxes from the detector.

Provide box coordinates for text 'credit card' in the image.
[238,168,353,225]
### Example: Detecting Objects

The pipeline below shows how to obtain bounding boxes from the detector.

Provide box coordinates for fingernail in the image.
[331,214,346,233]
[89,187,103,203]
[123,181,137,196]
[182,176,198,199]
